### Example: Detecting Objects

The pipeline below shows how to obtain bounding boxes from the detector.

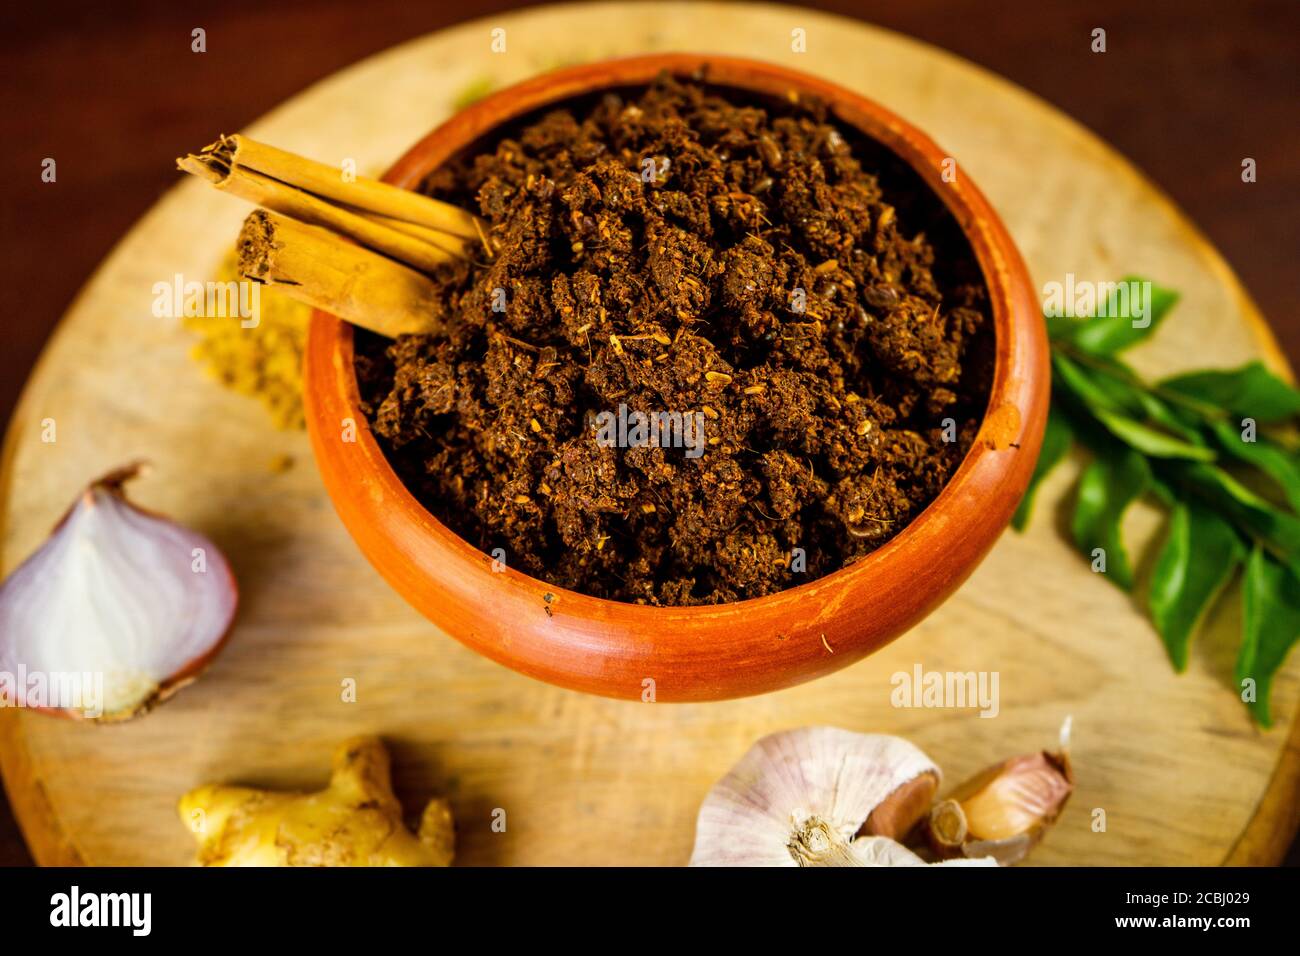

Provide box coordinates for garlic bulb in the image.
[689,727,994,866]
[0,463,237,720]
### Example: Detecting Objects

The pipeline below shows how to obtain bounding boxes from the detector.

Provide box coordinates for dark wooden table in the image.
[1,0,1296,866]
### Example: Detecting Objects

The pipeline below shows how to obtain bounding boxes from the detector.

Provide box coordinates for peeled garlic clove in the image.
[961,751,1073,838]
[0,462,237,720]
[927,720,1074,864]
[689,726,981,867]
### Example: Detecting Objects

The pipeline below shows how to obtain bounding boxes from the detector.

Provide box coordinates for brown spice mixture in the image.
[355,73,993,605]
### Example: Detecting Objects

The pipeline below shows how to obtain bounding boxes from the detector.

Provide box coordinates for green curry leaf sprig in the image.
[1014,277,1300,726]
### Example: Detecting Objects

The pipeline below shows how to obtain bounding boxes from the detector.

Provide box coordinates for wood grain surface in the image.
[1,2,1297,866]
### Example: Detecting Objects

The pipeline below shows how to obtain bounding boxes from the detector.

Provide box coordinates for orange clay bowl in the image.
[305,53,1048,702]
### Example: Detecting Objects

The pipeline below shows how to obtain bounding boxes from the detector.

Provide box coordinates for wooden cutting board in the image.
[2,2,1297,866]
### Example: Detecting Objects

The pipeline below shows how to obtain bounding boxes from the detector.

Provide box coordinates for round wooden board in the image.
[2,1,1297,867]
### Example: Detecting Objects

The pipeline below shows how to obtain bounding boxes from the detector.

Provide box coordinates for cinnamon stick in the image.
[180,154,462,273]
[229,135,479,237]
[179,133,492,258]
[237,210,443,339]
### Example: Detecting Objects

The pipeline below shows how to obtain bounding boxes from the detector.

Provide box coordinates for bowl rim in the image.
[304,52,1047,696]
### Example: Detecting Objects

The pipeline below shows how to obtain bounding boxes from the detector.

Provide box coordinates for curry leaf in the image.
[1052,352,1144,417]
[1171,461,1300,567]
[1237,548,1300,727]
[1071,447,1151,591]
[1207,420,1300,513]
[1148,502,1244,671]
[1135,390,1208,445]
[1160,361,1300,424]
[1050,277,1179,355]
[1039,276,1300,725]
[1091,407,1217,461]
[1052,353,1215,461]
[1012,406,1073,531]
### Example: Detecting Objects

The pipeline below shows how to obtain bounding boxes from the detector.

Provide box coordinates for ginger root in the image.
[178,736,454,867]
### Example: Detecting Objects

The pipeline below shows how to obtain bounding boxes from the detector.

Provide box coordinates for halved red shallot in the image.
[0,462,237,720]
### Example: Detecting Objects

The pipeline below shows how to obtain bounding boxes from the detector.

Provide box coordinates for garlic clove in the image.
[689,726,969,867]
[959,751,1073,841]
[0,462,237,720]
[925,721,1074,865]
[925,797,968,857]
[861,767,939,840]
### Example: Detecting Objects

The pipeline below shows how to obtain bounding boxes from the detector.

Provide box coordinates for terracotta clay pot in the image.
[304,53,1049,702]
